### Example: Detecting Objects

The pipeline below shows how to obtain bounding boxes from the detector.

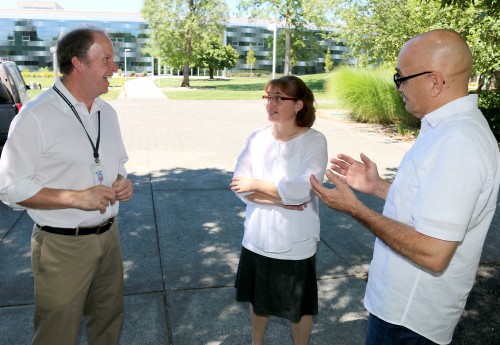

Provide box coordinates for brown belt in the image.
[36,217,115,236]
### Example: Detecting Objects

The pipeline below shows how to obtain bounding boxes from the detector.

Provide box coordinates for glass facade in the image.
[226,19,355,75]
[0,7,354,75]
[0,10,152,73]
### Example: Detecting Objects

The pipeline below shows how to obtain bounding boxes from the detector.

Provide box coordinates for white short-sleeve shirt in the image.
[364,95,500,344]
[0,78,129,227]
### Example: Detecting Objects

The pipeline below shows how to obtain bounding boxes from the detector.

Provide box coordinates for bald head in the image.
[400,29,472,95]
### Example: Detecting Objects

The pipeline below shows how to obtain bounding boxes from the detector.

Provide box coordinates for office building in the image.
[0,1,353,75]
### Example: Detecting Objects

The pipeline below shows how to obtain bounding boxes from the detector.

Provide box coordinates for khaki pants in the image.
[31,221,124,345]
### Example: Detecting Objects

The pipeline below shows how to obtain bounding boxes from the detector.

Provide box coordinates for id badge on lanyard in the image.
[53,85,107,186]
[91,161,108,186]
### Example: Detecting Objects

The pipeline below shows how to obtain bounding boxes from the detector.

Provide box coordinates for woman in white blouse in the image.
[230,76,328,345]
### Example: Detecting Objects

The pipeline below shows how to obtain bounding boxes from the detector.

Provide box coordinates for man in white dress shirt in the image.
[0,27,133,345]
[311,29,500,344]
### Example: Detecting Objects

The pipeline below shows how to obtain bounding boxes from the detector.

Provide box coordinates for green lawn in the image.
[24,74,336,106]
[155,73,333,104]
[24,76,126,100]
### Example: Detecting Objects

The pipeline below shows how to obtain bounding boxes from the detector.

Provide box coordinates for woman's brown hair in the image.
[264,76,316,127]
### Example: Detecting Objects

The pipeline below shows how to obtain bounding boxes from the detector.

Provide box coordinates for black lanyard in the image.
[53,85,101,163]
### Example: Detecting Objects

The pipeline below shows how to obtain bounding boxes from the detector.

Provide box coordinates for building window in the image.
[22,36,30,41]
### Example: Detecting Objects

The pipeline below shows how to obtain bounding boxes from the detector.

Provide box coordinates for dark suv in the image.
[0,58,30,155]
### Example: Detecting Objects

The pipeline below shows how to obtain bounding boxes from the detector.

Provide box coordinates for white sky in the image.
[1,0,239,14]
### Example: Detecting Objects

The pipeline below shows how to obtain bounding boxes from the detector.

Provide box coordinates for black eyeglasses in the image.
[262,95,297,104]
[393,71,432,88]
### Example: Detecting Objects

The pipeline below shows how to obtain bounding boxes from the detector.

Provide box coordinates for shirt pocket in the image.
[384,161,419,226]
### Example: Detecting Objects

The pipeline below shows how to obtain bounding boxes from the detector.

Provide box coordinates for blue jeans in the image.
[365,314,442,345]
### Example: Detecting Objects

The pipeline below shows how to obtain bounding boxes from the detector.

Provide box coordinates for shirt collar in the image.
[421,94,479,130]
[53,78,104,114]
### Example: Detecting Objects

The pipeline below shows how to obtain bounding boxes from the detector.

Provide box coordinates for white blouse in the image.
[233,125,328,260]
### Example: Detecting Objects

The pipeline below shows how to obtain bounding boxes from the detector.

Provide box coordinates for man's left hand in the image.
[112,177,133,202]
[310,170,360,216]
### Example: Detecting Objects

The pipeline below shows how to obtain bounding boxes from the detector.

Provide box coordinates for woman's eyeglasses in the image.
[263,95,297,104]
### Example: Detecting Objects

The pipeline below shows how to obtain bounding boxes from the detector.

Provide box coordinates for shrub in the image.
[37,67,50,78]
[327,66,419,128]
[226,70,271,78]
[21,69,56,78]
[478,90,500,139]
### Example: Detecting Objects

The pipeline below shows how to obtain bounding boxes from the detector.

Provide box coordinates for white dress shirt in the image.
[0,78,128,228]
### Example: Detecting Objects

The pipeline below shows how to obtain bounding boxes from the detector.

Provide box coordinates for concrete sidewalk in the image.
[0,77,498,344]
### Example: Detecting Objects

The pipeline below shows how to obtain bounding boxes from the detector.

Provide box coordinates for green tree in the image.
[324,48,333,72]
[267,28,325,74]
[238,0,337,76]
[438,0,499,16]
[444,4,500,91]
[335,0,499,92]
[142,0,229,87]
[193,39,239,79]
[335,0,440,67]
[246,44,256,77]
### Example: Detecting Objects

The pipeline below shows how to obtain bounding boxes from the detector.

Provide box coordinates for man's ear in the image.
[430,72,446,97]
[71,56,85,73]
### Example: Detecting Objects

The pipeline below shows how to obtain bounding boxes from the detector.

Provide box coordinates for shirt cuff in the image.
[1,180,43,208]
[118,167,128,179]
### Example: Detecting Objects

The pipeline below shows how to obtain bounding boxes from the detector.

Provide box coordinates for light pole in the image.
[124,48,131,76]
[267,23,277,79]
[222,29,227,78]
[157,57,161,87]
[50,29,64,83]
[50,46,57,83]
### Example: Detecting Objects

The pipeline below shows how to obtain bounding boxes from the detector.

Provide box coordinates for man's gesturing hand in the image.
[310,170,361,216]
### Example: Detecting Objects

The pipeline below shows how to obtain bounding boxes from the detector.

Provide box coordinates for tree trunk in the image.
[284,22,292,76]
[181,63,190,87]
[476,73,484,94]
[209,67,214,79]
[181,34,192,87]
[493,71,500,90]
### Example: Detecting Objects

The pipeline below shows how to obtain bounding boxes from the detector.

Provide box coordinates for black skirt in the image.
[235,246,318,322]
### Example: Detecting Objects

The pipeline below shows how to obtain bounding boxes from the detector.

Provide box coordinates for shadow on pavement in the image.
[0,167,498,344]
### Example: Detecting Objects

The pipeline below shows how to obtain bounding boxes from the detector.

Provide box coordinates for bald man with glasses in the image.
[311,29,500,345]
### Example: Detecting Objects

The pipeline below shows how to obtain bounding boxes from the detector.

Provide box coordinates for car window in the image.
[4,62,29,104]
[0,83,14,104]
